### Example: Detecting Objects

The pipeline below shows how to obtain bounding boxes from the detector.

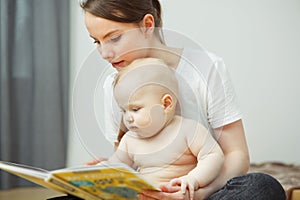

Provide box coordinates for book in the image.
[0,161,159,200]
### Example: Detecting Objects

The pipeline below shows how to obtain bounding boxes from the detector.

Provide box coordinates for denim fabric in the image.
[207,173,286,200]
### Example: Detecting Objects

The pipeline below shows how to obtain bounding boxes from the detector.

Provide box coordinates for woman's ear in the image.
[141,14,155,36]
[161,94,174,113]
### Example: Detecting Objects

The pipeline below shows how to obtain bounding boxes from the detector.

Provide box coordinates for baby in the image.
[107,58,224,199]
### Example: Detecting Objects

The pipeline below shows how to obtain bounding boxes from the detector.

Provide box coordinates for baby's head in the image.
[114,58,178,138]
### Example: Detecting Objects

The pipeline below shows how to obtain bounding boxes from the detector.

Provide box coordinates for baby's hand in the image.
[84,157,108,166]
[169,175,199,200]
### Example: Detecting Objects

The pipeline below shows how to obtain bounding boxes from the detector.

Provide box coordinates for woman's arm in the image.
[139,119,249,200]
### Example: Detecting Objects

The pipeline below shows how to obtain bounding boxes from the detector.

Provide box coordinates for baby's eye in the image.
[132,107,140,112]
[120,108,126,113]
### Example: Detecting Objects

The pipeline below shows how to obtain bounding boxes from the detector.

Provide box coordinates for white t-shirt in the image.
[103,48,242,144]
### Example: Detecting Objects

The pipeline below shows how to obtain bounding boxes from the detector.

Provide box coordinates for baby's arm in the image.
[106,134,134,168]
[170,123,224,199]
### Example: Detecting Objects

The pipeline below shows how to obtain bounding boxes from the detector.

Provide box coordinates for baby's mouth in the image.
[129,126,137,130]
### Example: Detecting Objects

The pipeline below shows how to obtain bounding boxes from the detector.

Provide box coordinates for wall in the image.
[67,0,107,166]
[67,0,300,166]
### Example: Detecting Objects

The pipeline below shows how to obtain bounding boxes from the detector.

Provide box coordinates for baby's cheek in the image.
[136,105,166,131]
[136,112,152,127]
[149,105,166,127]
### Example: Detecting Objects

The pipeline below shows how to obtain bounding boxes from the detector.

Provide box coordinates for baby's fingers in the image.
[170,178,188,194]
[180,180,187,195]
[169,178,182,186]
[186,183,195,200]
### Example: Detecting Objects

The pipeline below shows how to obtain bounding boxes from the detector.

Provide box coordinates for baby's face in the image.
[113,58,178,138]
[115,85,167,138]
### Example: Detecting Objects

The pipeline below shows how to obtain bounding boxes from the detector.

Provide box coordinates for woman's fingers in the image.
[139,190,188,200]
[83,157,108,165]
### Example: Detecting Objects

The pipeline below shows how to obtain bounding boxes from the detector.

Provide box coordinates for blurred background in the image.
[1,0,299,189]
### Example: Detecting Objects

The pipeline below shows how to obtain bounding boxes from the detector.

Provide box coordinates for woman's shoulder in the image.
[176,47,226,77]
[181,47,223,64]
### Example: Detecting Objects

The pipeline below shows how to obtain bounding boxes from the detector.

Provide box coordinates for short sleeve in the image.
[205,53,242,128]
[176,48,242,131]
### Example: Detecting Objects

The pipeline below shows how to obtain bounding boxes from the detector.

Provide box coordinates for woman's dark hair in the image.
[80,0,164,42]
[80,0,164,143]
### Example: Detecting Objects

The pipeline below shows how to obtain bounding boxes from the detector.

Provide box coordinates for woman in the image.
[80,0,285,199]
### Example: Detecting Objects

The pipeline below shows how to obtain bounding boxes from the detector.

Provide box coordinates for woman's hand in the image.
[138,182,219,200]
[138,184,190,200]
[138,183,213,200]
[84,157,108,166]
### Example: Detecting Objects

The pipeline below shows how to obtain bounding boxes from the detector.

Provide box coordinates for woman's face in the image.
[85,12,151,70]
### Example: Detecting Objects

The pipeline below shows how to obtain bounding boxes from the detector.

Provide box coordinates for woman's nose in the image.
[98,43,114,61]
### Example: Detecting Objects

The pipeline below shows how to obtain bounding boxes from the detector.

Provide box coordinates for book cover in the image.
[0,161,159,200]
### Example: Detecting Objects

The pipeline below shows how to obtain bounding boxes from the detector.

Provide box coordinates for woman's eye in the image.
[93,40,101,47]
[110,35,121,43]
[132,108,140,112]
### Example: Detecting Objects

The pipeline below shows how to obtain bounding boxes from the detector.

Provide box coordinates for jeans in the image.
[207,173,286,200]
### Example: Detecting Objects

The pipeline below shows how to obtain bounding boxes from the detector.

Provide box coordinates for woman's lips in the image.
[112,60,125,68]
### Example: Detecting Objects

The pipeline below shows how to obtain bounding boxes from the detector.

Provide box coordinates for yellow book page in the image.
[0,161,99,200]
[46,176,100,200]
[52,166,159,200]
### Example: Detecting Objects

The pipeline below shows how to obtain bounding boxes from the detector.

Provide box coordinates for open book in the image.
[0,161,159,200]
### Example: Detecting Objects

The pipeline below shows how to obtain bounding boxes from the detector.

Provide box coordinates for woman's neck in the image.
[147,42,183,69]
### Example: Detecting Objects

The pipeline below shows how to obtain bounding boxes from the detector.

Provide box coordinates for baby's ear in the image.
[161,94,174,112]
